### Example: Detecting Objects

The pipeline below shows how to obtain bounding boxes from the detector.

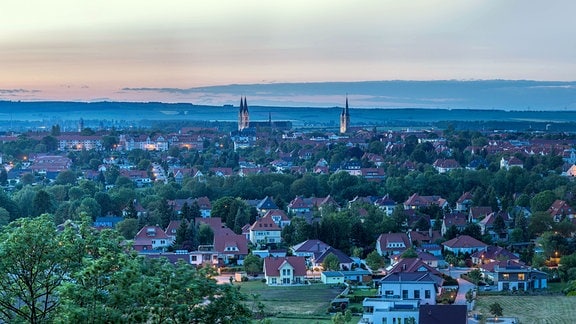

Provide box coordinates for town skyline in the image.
[1,1,575,105]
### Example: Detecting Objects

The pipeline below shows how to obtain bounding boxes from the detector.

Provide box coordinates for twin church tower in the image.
[238,96,351,133]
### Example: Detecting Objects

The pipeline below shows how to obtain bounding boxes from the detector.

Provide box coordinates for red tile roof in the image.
[443,235,488,249]
[264,256,307,277]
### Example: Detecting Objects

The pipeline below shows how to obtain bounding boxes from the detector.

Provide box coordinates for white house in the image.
[263,256,307,285]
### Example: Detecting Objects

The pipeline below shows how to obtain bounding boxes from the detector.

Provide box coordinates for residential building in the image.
[403,194,448,210]
[480,260,548,291]
[442,235,488,255]
[263,256,307,285]
[360,297,419,324]
[133,225,173,252]
[376,233,412,256]
[249,213,282,245]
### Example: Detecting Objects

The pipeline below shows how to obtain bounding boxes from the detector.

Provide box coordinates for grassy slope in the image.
[475,295,576,324]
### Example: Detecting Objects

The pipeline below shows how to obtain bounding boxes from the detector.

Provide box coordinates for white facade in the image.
[360,298,419,324]
[379,280,437,306]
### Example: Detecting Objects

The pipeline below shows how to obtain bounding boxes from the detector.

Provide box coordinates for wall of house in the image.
[379,282,436,305]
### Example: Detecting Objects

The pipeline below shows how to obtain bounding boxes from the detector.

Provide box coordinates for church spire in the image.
[340,96,350,134]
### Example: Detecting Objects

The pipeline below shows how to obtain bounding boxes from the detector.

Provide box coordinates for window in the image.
[502,273,510,280]
[160,240,165,244]
[414,290,420,299]
[191,255,197,261]
[385,290,394,296]
[425,290,431,299]
[402,290,408,299]
[271,278,277,284]
[518,273,525,280]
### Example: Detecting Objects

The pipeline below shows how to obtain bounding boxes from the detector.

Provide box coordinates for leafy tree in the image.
[0,168,7,186]
[0,207,10,227]
[461,223,482,241]
[322,253,340,271]
[115,218,140,239]
[467,268,482,285]
[528,212,554,238]
[55,170,78,185]
[530,190,556,212]
[244,254,263,275]
[33,189,53,217]
[77,197,102,220]
[492,214,507,234]
[0,215,82,323]
[401,247,418,259]
[198,223,214,245]
[366,250,385,271]
[489,302,503,319]
[465,289,474,304]
[444,224,460,240]
[183,220,199,251]
[412,215,430,231]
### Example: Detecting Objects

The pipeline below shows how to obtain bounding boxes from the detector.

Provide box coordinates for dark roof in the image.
[419,305,467,324]
[257,196,278,210]
[443,235,488,249]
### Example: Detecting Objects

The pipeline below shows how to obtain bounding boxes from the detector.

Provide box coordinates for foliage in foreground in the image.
[0,214,252,323]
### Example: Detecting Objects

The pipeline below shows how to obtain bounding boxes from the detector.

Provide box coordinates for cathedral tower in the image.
[238,97,250,131]
[340,97,350,134]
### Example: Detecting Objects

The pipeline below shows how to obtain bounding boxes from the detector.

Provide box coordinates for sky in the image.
[1,0,575,106]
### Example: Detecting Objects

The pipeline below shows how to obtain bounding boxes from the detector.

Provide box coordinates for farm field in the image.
[475,295,576,324]
[236,281,344,322]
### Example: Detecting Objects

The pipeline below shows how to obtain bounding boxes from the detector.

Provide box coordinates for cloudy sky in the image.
[1,0,575,105]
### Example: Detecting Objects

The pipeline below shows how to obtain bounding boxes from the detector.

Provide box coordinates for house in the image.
[93,216,123,230]
[480,260,548,291]
[500,156,524,170]
[471,245,519,265]
[214,227,248,265]
[255,196,278,215]
[468,206,493,223]
[442,235,488,255]
[419,305,467,324]
[165,220,185,241]
[262,209,291,228]
[374,194,397,216]
[408,229,442,246]
[321,269,372,285]
[379,272,439,305]
[291,239,331,258]
[455,192,473,212]
[133,225,174,252]
[361,297,420,324]
[547,199,575,222]
[376,233,412,256]
[432,158,460,173]
[441,212,468,236]
[313,247,354,271]
[403,194,448,210]
[263,256,307,285]
[478,211,511,241]
[249,213,282,245]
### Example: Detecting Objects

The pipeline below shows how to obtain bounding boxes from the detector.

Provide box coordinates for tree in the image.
[55,170,78,185]
[412,215,430,231]
[244,254,263,275]
[0,168,7,186]
[467,268,482,285]
[365,250,384,271]
[198,223,214,245]
[465,289,474,304]
[32,189,53,217]
[115,218,140,239]
[489,302,503,319]
[0,215,82,323]
[322,253,340,271]
[401,247,418,259]
[461,223,482,241]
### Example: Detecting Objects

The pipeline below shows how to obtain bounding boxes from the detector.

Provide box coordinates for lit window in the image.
[518,273,525,280]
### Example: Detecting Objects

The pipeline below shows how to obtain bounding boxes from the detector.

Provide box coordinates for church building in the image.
[340,97,350,133]
[238,97,249,131]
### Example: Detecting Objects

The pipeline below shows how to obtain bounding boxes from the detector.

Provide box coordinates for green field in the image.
[236,281,344,322]
[475,295,576,324]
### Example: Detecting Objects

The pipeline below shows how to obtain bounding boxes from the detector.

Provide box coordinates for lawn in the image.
[475,295,576,324]
[236,281,344,318]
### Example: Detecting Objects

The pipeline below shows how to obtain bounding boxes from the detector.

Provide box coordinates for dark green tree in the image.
[32,189,53,217]
[244,254,263,275]
[322,253,340,271]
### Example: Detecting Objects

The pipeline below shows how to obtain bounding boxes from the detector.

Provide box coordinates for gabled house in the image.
[442,235,488,255]
[263,256,307,285]
[379,272,439,305]
[441,212,468,236]
[262,209,291,228]
[480,260,548,291]
[468,206,493,223]
[500,156,524,170]
[313,247,354,271]
[471,245,519,265]
[214,227,249,265]
[408,229,442,246]
[479,211,511,241]
[133,225,173,252]
[256,196,278,215]
[403,193,448,210]
[455,192,473,212]
[165,220,185,241]
[376,233,412,256]
[374,194,397,216]
[432,158,460,173]
[547,199,575,222]
[291,239,331,258]
[249,213,282,245]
